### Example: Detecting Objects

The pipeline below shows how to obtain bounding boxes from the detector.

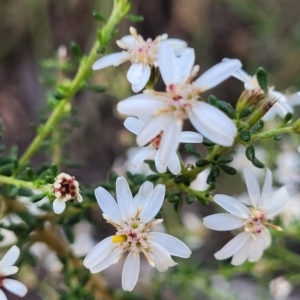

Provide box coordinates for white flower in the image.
[124,116,203,174]
[92,27,187,92]
[52,173,83,214]
[0,246,28,299]
[83,177,191,291]
[231,68,292,120]
[118,43,240,166]
[269,276,292,300]
[203,168,289,265]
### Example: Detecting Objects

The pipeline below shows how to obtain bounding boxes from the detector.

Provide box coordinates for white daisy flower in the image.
[52,173,83,214]
[118,43,240,167]
[83,177,191,291]
[231,68,292,120]
[203,168,289,265]
[0,245,28,299]
[124,116,203,175]
[92,27,187,93]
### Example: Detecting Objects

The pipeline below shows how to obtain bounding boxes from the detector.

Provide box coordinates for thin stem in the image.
[0,175,43,190]
[16,0,130,173]
[251,126,293,140]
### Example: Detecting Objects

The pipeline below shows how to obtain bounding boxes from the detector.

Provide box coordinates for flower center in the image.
[244,208,266,234]
[150,131,163,149]
[0,275,4,287]
[112,219,150,253]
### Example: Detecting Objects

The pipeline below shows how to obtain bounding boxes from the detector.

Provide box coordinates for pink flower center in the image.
[54,178,77,198]
[151,131,163,149]
[244,209,267,234]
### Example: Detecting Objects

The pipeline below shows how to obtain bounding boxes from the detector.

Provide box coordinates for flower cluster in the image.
[52,173,83,214]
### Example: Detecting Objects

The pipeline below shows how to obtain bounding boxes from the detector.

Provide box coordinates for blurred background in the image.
[1,0,300,299]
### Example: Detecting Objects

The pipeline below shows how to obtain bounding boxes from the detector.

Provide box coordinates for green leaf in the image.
[126,14,144,23]
[283,112,293,124]
[250,120,264,134]
[186,195,195,204]
[18,211,36,225]
[184,144,201,157]
[26,167,35,181]
[252,157,265,168]
[18,188,33,197]
[245,145,255,161]
[63,226,75,243]
[92,11,106,22]
[87,84,106,93]
[168,193,180,203]
[70,42,82,58]
[31,193,46,203]
[256,67,268,95]
[217,156,233,164]
[219,164,237,175]
[50,164,58,177]
[240,130,251,142]
[195,159,210,167]
[239,107,252,118]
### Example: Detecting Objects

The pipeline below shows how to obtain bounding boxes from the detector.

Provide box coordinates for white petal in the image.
[132,65,151,93]
[132,181,154,213]
[131,147,155,168]
[167,152,181,175]
[243,168,261,207]
[139,184,165,223]
[164,38,187,56]
[0,290,7,300]
[122,252,140,291]
[92,52,128,70]
[83,237,115,268]
[260,168,273,208]
[117,35,135,48]
[189,102,237,146]
[231,237,252,266]
[214,194,251,218]
[158,118,182,165]
[95,187,122,224]
[265,186,289,218]
[89,247,123,273]
[2,266,19,276]
[2,279,27,297]
[178,48,195,83]
[1,246,20,269]
[150,242,177,268]
[149,232,191,258]
[230,68,251,83]
[248,234,265,262]
[116,177,133,221]
[203,213,244,231]
[127,63,143,84]
[148,252,168,272]
[214,232,250,260]
[124,117,144,135]
[154,151,167,173]
[137,114,169,147]
[158,42,179,85]
[262,228,272,249]
[179,131,203,143]
[117,94,165,117]
[53,199,66,214]
[270,91,287,103]
[194,59,242,91]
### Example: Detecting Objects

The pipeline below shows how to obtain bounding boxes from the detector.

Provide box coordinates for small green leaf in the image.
[283,112,293,124]
[186,195,195,204]
[126,14,144,23]
[70,42,82,58]
[217,156,233,164]
[31,193,46,203]
[195,159,210,167]
[169,193,180,203]
[240,130,251,142]
[256,67,268,95]
[26,167,35,181]
[219,164,237,175]
[18,188,33,197]
[184,144,201,157]
[250,120,264,134]
[273,135,281,141]
[239,107,252,118]
[252,157,265,168]
[245,145,255,161]
[50,164,58,177]
[92,11,106,22]
[87,84,106,93]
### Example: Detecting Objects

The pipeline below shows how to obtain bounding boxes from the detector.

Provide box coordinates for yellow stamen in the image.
[265,222,282,231]
[112,235,127,243]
